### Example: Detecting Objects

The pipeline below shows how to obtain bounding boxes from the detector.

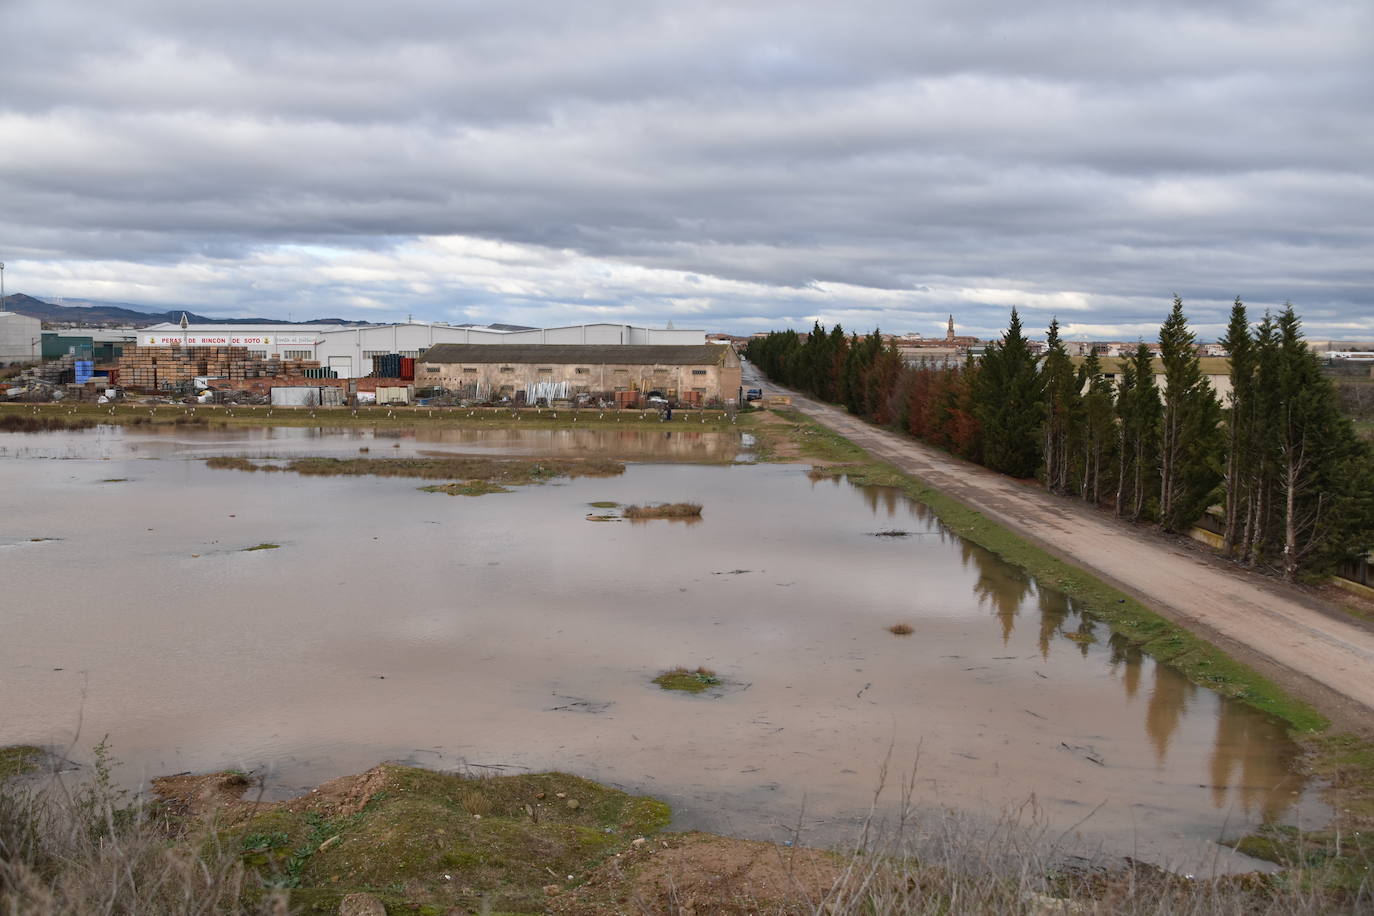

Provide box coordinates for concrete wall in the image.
[0,312,42,366]
[421,355,741,404]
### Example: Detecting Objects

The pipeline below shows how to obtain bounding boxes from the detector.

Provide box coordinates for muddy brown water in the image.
[0,425,1325,872]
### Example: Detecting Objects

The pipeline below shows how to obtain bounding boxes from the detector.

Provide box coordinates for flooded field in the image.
[0,425,1324,871]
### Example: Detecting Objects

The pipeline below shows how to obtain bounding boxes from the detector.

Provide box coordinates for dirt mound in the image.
[549,832,844,915]
[152,765,393,823]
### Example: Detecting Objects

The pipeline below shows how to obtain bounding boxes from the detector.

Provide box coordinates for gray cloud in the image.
[0,0,1370,338]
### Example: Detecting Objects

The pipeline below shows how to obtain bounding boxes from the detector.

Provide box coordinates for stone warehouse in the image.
[418,343,743,405]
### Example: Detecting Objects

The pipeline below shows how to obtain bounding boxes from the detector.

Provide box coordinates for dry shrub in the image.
[460,790,493,817]
[0,750,280,916]
[887,623,914,636]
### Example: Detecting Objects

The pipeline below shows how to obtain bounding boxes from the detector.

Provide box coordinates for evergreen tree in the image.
[1157,296,1222,532]
[1273,305,1373,578]
[1121,343,1162,521]
[975,308,1044,477]
[1039,318,1079,494]
[1219,298,1255,554]
[1244,314,1282,565]
[1079,349,1116,505]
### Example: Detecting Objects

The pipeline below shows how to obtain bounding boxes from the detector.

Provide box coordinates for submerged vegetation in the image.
[206,455,626,492]
[241,543,281,552]
[653,666,721,692]
[623,502,703,519]
[0,413,96,432]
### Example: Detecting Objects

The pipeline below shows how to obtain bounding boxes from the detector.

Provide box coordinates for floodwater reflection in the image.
[0,427,1323,869]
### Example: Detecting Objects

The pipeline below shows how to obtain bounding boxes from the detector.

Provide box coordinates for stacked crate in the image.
[116,345,323,391]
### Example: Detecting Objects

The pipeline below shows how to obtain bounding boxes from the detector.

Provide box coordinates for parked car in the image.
[745,388,763,401]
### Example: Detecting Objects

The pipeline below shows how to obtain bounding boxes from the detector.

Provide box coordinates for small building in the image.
[0,311,42,366]
[418,343,742,406]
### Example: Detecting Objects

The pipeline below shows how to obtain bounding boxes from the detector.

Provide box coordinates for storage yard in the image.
[0,321,741,409]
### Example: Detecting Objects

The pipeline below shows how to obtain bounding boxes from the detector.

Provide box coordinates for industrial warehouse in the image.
[416,343,742,406]
[0,319,742,407]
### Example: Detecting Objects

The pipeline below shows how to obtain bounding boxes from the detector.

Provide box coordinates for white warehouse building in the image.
[134,321,707,379]
[0,311,42,366]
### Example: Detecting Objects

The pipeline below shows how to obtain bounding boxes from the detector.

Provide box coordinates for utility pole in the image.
[1,262,6,302]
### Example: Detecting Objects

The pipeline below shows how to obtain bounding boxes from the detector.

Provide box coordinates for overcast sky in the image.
[2,0,1370,339]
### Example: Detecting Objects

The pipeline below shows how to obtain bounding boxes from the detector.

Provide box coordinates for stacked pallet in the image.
[117,346,323,390]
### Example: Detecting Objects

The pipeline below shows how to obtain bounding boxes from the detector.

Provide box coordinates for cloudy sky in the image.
[2,0,1370,339]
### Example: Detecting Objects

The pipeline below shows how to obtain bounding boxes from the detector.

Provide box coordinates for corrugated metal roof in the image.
[420,343,729,366]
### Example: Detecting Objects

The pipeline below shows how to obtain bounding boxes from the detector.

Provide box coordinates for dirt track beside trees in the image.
[749,369,1374,726]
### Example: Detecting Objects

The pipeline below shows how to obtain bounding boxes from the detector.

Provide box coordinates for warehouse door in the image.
[328,356,353,378]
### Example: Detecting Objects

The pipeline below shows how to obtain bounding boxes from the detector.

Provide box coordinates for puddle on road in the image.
[0,426,1324,870]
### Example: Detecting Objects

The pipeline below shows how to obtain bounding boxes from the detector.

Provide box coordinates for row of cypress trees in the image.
[745,299,1373,580]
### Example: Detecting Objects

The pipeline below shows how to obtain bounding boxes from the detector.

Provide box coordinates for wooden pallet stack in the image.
[116,346,323,391]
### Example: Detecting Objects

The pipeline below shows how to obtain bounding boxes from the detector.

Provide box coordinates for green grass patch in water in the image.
[653,666,721,693]
[0,745,45,781]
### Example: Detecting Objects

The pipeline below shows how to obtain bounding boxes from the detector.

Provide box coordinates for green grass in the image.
[652,666,721,693]
[229,765,671,914]
[588,501,619,509]
[0,745,45,780]
[242,543,281,552]
[420,480,511,497]
[206,454,625,484]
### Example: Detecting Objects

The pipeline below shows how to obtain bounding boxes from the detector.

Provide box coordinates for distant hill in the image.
[1,294,375,328]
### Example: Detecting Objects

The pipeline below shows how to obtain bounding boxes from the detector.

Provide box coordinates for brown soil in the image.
[152,765,392,824]
[548,832,844,915]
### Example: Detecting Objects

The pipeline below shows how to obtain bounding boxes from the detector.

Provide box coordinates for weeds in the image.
[0,742,281,915]
[653,666,722,692]
[241,543,280,552]
[887,623,914,636]
[624,502,703,519]
[0,414,97,432]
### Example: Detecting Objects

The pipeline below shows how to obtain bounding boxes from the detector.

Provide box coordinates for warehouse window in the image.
[462,367,478,374]
[537,367,552,373]
[500,366,514,373]
[399,350,422,358]
[575,367,590,374]
[425,367,440,374]
[248,350,268,358]
[362,350,389,359]
[283,350,313,360]
[653,367,669,374]
[691,369,707,375]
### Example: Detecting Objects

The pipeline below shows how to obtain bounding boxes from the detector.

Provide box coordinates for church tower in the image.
[946,315,955,342]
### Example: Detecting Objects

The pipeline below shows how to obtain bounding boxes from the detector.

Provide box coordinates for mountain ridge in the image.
[1,293,376,328]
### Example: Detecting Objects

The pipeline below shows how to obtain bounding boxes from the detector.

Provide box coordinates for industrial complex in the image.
[1,318,742,407]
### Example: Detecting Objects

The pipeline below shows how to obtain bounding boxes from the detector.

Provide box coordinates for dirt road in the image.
[744,364,1374,721]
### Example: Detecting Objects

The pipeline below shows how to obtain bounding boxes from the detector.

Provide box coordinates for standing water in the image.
[0,425,1322,871]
